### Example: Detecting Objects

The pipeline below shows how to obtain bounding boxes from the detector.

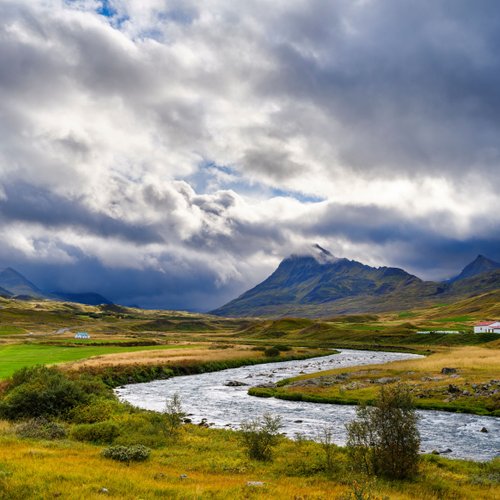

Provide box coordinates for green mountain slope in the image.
[212,249,500,318]
[0,267,46,298]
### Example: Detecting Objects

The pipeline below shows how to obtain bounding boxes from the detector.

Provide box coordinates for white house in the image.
[74,332,90,339]
[473,321,500,333]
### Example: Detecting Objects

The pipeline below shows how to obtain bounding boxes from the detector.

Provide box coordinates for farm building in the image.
[473,321,500,333]
[74,332,90,339]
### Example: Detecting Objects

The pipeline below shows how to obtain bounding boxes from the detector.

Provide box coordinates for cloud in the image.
[0,0,499,309]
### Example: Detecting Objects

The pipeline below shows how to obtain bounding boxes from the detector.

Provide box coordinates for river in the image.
[116,349,499,461]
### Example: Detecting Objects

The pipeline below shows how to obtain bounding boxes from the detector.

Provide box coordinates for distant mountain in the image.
[212,247,500,318]
[51,291,113,306]
[0,267,112,306]
[449,255,500,283]
[0,267,46,298]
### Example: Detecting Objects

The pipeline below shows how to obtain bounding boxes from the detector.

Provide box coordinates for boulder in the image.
[224,380,248,387]
[441,367,457,375]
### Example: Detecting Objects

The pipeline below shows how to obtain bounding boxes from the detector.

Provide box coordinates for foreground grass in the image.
[0,423,498,499]
[251,347,500,415]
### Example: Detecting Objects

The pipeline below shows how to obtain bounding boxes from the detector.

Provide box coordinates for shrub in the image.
[240,413,282,461]
[163,393,185,439]
[15,417,67,440]
[0,366,88,420]
[273,345,292,352]
[346,384,420,479]
[101,445,151,463]
[113,413,170,448]
[264,347,280,357]
[71,421,120,444]
[318,425,337,473]
[68,397,121,424]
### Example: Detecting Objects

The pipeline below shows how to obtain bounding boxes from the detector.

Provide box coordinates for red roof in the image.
[475,321,496,326]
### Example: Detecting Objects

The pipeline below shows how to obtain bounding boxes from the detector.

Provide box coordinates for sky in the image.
[0,0,499,310]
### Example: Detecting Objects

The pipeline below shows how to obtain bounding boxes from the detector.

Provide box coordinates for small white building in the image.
[74,332,90,339]
[473,321,500,333]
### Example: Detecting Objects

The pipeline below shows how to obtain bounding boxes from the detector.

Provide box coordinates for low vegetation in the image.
[0,362,497,498]
[240,413,282,461]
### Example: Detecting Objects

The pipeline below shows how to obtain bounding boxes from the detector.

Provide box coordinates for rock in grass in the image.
[441,367,457,375]
[247,481,265,487]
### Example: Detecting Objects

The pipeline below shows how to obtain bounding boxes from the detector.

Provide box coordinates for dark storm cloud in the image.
[256,0,500,180]
[0,183,162,244]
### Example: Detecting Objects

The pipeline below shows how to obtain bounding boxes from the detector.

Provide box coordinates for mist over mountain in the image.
[212,247,500,318]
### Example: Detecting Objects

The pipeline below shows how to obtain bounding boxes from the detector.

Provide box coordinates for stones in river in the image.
[225,380,248,387]
[480,427,488,433]
[432,448,453,455]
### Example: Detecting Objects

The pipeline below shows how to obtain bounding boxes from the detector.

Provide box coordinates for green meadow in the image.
[0,343,197,379]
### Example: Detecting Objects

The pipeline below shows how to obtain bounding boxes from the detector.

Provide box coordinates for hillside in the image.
[0,267,112,306]
[212,249,500,318]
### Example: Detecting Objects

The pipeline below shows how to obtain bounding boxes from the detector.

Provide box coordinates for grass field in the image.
[0,343,199,379]
[0,423,498,499]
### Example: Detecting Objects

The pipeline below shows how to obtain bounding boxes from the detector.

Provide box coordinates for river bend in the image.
[116,349,499,461]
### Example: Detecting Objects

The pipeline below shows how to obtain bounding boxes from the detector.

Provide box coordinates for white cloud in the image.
[0,0,499,308]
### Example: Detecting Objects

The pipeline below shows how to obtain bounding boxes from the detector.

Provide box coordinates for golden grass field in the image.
[65,345,266,370]
[0,422,498,499]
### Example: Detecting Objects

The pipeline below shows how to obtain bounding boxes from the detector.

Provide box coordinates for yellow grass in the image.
[65,346,264,370]
[0,425,497,499]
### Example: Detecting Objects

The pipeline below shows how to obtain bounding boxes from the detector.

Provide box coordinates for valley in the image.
[0,280,498,499]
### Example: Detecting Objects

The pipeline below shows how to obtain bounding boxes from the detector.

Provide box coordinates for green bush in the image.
[240,413,282,461]
[346,384,420,479]
[264,347,280,357]
[274,345,292,352]
[15,417,67,440]
[68,397,122,424]
[101,445,151,463]
[113,413,170,448]
[0,366,89,420]
[71,421,120,444]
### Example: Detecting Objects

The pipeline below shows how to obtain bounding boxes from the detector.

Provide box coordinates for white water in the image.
[116,349,500,461]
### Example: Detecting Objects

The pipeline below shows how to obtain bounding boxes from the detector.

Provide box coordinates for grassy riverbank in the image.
[249,346,500,416]
[0,421,498,499]
[64,346,333,387]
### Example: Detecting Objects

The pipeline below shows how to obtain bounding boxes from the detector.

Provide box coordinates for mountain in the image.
[51,291,113,306]
[212,248,500,318]
[0,267,46,298]
[0,267,112,306]
[449,255,500,283]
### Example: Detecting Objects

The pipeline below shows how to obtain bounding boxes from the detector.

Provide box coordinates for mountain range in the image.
[212,246,500,318]
[0,267,112,306]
